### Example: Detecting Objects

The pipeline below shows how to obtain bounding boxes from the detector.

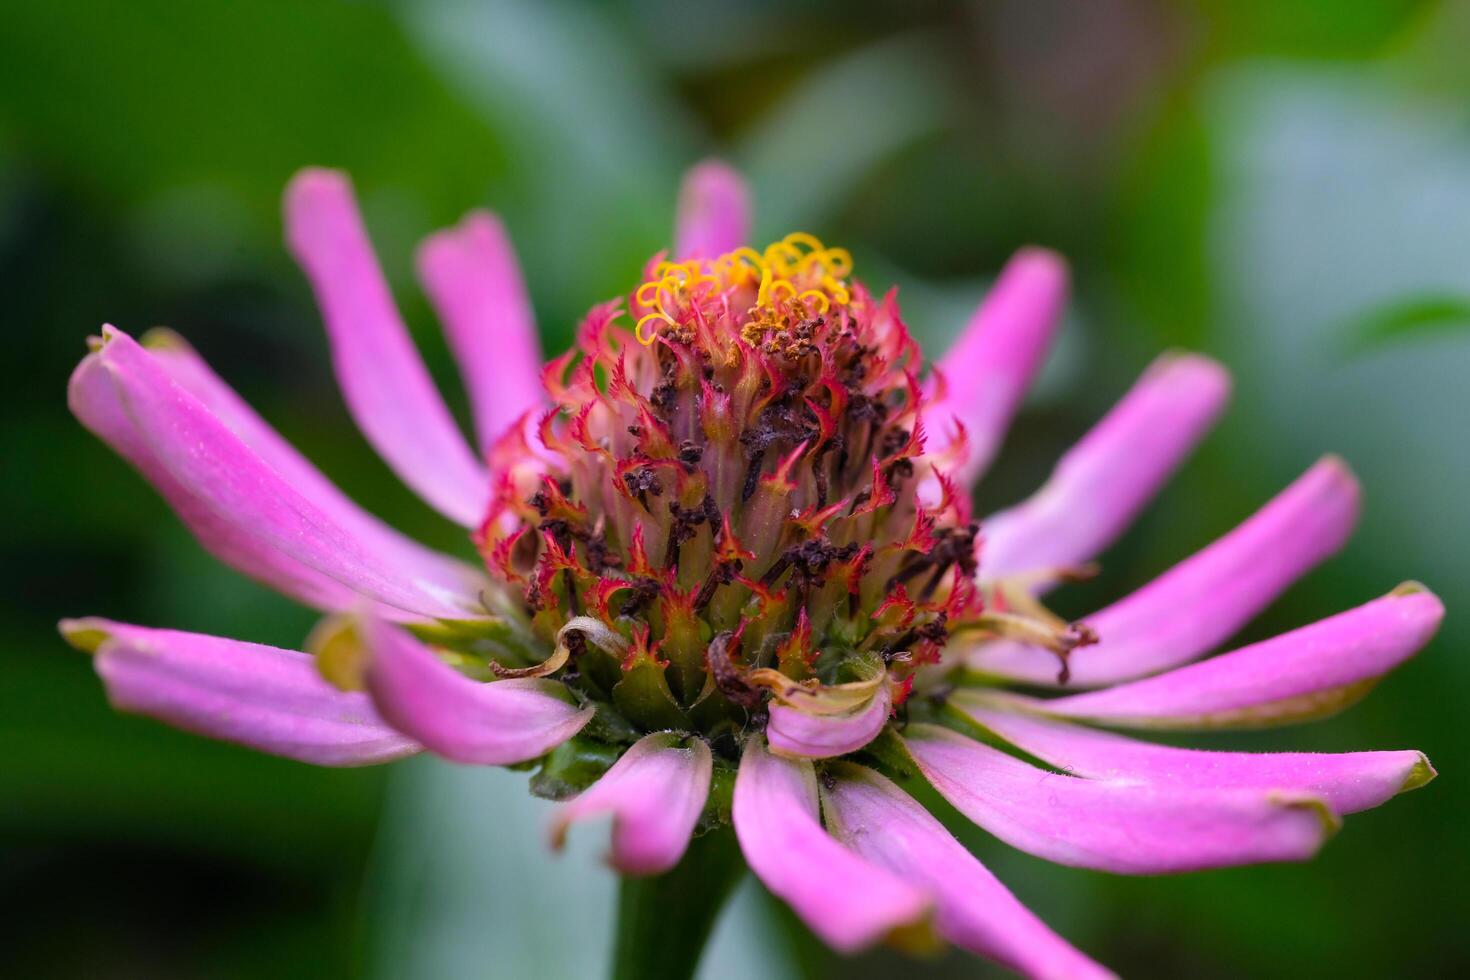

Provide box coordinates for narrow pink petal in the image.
[823,763,1116,980]
[60,618,418,766]
[145,330,488,604]
[362,615,592,766]
[732,738,928,952]
[1039,586,1444,730]
[981,353,1231,582]
[284,168,488,526]
[928,247,1069,486]
[549,732,712,875]
[673,160,751,260]
[766,683,891,759]
[959,699,1434,814]
[69,328,473,620]
[904,724,1336,874]
[968,457,1360,686]
[416,212,544,452]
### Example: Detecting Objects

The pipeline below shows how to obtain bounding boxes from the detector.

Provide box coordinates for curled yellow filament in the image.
[633,232,853,345]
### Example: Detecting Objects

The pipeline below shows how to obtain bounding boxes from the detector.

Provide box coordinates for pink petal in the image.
[284,168,488,527]
[968,457,1360,686]
[362,614,592,766]
[959,699,1434,814]
[732,738,928,952]
[928,247,1069,486]
[549,732,712,875]
[145,330,488,605]
[1038,586,1443,730]
[673,160,751,260]
[765,683,892,759]
[823,762,1116,980]
[69,327,474,620]
[60,618,418,766]
[416,211,545,453]
[981,353,1230,582]
[904,724,1337,874]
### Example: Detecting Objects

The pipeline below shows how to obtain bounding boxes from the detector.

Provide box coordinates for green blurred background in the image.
[3,1,1467,977]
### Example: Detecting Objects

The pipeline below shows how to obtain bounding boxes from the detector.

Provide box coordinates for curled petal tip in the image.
[1390,579,1440,602]
[1269,792,1343,841]
[138,326,189,351]
[1401,753,1437,793]
[1387,583,1445,635]
[59,616,111,654]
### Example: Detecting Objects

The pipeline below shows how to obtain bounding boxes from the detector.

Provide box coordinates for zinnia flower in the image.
[62,162,1441,979]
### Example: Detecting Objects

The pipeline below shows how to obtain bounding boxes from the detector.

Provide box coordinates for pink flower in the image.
[61,162,1440,979]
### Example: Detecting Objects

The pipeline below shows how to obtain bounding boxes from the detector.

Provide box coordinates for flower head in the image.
[62,162,1441,978]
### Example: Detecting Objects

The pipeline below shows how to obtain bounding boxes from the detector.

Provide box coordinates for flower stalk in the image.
[610,827,745,980]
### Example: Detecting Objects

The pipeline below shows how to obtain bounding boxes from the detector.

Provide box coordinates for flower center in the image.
[471,235,1064,760]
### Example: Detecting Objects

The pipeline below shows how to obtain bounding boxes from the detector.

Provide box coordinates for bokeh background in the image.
[3,1,1468,977]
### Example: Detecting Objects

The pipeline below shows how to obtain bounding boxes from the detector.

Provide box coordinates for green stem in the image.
[609,826,745,980]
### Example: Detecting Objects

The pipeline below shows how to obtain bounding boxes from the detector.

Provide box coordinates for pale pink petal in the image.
[416,212,544,452]
[284,168,488,526]
[968,457,1360,686]
[928,247,1069,486]
[362,615,592,766]
[549,732,712,875]
[69,327,474,620]
[673,160,751,260]
[60,618,418,766]
[765,683,891,759]
[1037,586,1443,730]
[981,353,1230,582]
[959,698,1433,814]
[823,763,1116,980]
[145,330,488,604]
[732,738,928,952]
[904,724,1336,874]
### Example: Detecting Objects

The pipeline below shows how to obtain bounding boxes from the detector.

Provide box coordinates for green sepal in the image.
[613,656,692,732]
[855,725,920,780]
[529,735,622,801]
[407,616,544,668]
[657,605,708,704]
[578,699,641,744]
[695,764,735,832]
[686,677,746,742]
